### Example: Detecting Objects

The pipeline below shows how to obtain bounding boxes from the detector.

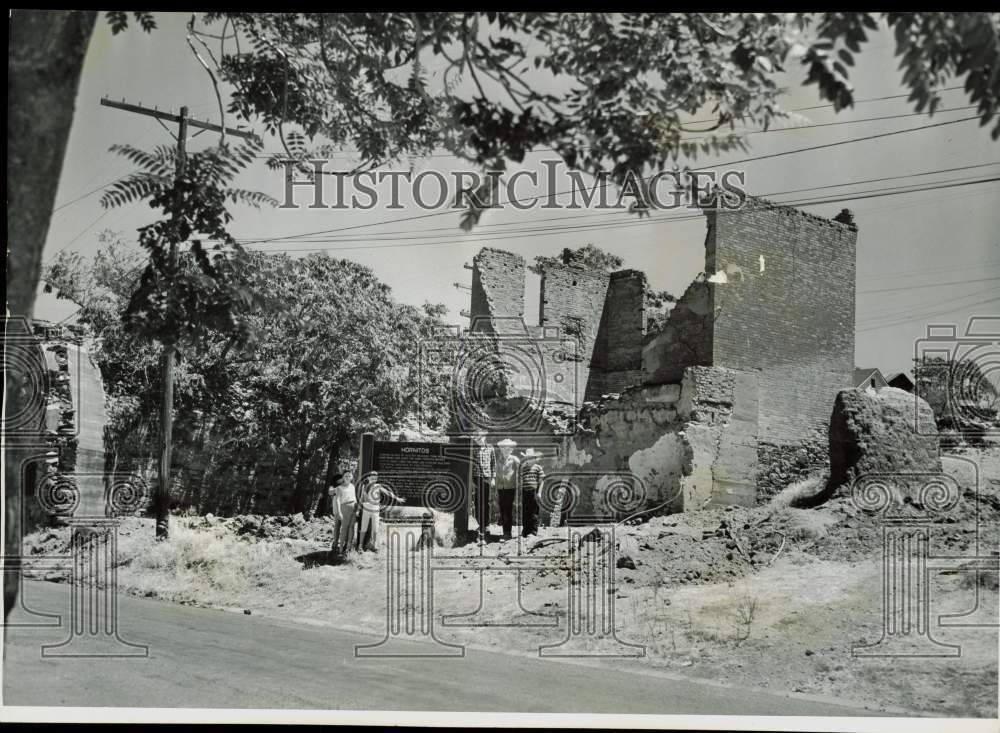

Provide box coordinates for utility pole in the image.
[100,97,256,539]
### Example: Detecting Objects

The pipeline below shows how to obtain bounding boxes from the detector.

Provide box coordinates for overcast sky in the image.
[37,12,1000,379]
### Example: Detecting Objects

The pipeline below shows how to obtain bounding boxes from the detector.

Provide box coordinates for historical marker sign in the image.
[358,433,474,538]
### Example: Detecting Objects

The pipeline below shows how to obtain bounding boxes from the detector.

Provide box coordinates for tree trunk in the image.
[6,10,97,622]
[315,439,341,518]
[288,429,313,515]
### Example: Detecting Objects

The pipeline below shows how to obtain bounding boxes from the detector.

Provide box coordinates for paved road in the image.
[4,580,873,714]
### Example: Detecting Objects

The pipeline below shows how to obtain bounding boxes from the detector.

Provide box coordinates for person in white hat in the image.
[519,448,544,536]
[495,438,519,540]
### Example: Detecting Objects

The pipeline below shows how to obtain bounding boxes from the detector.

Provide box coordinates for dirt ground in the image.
[20,446,1000,717]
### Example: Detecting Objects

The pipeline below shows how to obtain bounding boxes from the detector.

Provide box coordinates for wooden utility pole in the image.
[100,97,256,539]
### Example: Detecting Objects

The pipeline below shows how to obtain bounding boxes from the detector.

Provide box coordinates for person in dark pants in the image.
[471,430,495,542]
[495,438,519,540]
[519,448,544,536]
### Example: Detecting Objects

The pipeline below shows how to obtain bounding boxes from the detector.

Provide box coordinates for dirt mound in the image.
[829,386,940,490]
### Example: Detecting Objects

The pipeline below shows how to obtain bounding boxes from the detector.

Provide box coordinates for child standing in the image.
[358,471,405,552]
[328,472,357,558]
[519,448,544,537]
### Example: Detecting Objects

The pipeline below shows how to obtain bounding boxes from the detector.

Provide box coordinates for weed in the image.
[733,592,758,645]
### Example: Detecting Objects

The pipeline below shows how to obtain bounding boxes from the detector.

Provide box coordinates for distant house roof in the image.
[886,372,915,390]
[853,367,888,388]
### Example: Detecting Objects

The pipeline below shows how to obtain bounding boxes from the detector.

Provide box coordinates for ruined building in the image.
[20,321,114,528]
[468,198,858,516]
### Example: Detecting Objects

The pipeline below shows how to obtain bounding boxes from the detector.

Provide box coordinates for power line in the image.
[711,115,982,169]
[255,87,971,159]
[52,210,109,255]
[777,175,1000,210]
[857,294,1000,333]
[242,115,986,247]
[238,161,1000,245]
[859,284,1000,320]
[51,177,126,213]
[252,175,998,246]
[857,260,1000,283]
[858,275,1000,295]
[51,126,160,217]
[245,175,1000,252]
[733,85,965,116]
[262,105,978,160]
[259,104,979,163]
[55,94,981,218]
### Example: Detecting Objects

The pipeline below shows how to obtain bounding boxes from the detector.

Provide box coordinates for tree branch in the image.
[187,14,227,146]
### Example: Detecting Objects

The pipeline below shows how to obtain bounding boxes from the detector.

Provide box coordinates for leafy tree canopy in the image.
[44,238,452,515]
[528,244,624,275]
[99,139,278,351]
[166,12,1000,215]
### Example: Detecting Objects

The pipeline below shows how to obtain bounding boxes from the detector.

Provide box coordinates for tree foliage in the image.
[100,139,278,351]
[528,243,624,275]
[179,11,1000,231]
[105,11,156,35]
[44,240,451,516]
[801,13,1000,138]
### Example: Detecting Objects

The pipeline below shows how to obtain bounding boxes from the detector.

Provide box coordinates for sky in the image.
[37,12,1000,380]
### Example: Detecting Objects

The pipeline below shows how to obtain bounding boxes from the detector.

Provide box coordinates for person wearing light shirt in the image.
[328,472,357,557]
[358,471,405,552]
[495,438,520,540]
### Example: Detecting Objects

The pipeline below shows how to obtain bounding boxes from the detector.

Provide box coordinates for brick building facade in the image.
[644,198,858,444]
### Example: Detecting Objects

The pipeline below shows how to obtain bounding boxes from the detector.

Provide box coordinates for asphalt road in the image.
[4,580,873,715]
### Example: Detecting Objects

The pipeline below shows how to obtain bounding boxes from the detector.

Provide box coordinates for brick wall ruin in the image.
[591,270,646,399]
[706,201,857,444]
[643,198,858,445]
[470,248,648,409]
[466,197,858,515]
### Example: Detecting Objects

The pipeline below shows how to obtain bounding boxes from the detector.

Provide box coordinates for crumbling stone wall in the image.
[555,366,758,519]
[538,253,610,406]
[756,427,828,502]
[468,197,857,511]
[829,386,941,490]
[642,279,713,384]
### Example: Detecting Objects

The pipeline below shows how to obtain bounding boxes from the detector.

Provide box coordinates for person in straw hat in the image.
[519,447,544,537]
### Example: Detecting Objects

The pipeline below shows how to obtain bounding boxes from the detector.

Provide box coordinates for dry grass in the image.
[123,523,304,602]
